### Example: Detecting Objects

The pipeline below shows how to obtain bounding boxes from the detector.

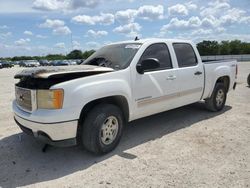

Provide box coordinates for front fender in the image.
[52,75,132,120]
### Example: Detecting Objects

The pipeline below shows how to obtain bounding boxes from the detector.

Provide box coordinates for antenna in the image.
[134,36,139,41]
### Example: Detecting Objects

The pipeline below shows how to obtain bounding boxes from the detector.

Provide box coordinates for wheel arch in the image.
[215,76,230,92]
[76,95,129,142]
[77,95,129,140]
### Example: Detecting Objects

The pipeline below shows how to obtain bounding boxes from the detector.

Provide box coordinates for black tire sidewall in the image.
[82,104,124,154]
[247,74,250,86]
[212,84,227,111]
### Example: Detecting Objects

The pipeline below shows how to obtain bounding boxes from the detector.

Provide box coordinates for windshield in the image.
[83,43,141,70]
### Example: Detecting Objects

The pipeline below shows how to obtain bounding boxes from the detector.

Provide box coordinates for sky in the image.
[0,0,250,57]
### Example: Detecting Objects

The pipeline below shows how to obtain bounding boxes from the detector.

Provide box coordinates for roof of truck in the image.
[109,38,193,45]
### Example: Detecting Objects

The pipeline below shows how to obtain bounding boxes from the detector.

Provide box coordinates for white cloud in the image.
[53,26,71,35]
[86,41,101,49]
[109,5,165,25]
[0,32,12,39]
[161,16,201,31]
[0,25,8,29]
[33,0,101,11]
[72,40,81,49]
[240,16,250,24]
[220,8,245,26]
[39,19,71,35]
[200,1,231,17]
[115,9,137,24]
[168,4,189,16]
[113,22,141,37]
[55,42,65,49]
[86,30,108,38]
[185,2,198,11]
[24,30,33,35]
[15,38,30,46]
[70,0,100,9]
[33,0,66,11]
[191,29,213,36]
[36,34,47,39]
[72,13,114,25]
[136,5,164,20]
[168,2,198,17]
[39,19,65,28]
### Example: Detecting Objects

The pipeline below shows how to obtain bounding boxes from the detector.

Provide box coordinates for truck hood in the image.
[14,65,114,79]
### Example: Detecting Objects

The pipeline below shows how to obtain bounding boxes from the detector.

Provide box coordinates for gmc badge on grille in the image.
[17,93,24,101]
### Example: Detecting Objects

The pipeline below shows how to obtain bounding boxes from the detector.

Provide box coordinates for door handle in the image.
[166,75,176,80]
[194,71,203,75]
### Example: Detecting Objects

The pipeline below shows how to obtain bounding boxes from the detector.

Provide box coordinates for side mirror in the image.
[136,58,160,74]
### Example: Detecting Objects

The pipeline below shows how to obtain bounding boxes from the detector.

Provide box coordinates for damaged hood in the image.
[14,65,114,79]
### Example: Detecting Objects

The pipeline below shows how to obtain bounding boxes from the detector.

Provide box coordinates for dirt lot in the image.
[0,63,249,188]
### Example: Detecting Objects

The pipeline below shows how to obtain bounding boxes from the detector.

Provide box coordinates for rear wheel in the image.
[81,104,124,154]
[247,74,250,87]
[205,83,227,112]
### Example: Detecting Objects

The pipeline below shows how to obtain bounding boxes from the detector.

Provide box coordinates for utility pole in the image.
[70,32,73,52]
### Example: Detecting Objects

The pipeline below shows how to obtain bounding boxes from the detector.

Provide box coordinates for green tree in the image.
[229,40,241,55]
[66,50,83,59]
[197,41,220,56]
[82,50,95,59]
[219,41,230,55]
[46,54,66,60]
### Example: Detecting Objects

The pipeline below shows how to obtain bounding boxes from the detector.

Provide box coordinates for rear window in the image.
[173,43,197,67]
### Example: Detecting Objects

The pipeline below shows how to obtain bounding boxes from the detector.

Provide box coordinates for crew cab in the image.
[13,39,237,154]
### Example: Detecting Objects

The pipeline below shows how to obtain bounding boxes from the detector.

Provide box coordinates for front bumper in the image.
[14,114,78,147]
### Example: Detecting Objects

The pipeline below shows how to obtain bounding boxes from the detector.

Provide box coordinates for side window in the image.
[140,43,172,71]
[173,43,197,67]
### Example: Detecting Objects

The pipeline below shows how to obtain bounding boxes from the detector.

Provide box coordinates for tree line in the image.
[197,40,250,56]
[0,50,96,61]
[1,40,250,61]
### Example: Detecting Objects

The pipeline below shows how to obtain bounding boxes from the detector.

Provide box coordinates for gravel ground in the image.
[0,62,249,188]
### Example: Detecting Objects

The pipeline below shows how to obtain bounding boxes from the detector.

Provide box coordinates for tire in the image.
[247,74,250,87]
[205,83,227,112]
[81,103,124,154]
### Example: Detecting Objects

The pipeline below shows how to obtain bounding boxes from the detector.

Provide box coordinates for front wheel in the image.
[205,83,227,112]
[81,104,124,154]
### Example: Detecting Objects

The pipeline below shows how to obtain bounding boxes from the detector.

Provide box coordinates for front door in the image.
[131,43,179,119]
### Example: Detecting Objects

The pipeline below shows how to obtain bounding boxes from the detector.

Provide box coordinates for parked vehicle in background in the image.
[68,60,77,65]
[53,60,71,66]
[0,62,2,69]
[39,60,49,66]
[13,38,238,155]
[76,59,84,65]
[1,61,14,68]
[19,61,26,67]
[23,60,40,67]
[247,74,250,86]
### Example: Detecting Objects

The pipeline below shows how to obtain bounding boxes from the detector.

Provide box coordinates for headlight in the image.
[37,89,64,109]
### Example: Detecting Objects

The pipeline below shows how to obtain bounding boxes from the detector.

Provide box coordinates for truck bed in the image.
[202,59,237,99]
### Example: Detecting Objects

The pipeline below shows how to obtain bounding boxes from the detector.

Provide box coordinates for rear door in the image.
[132,43,179,119]
[172,43,204,105]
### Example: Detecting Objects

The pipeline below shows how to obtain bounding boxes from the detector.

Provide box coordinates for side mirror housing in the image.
[136,58,160,74]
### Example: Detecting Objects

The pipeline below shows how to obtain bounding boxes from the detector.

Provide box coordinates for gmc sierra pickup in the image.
[13,39,237,154]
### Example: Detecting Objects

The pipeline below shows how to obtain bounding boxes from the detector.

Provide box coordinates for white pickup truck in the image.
[13,39,237,154]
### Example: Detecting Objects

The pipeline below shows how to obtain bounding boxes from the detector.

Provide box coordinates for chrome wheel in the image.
[100,116,119,145]
[216,89,225,107]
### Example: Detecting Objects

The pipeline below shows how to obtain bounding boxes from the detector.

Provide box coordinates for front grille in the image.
[15,87,32,111]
